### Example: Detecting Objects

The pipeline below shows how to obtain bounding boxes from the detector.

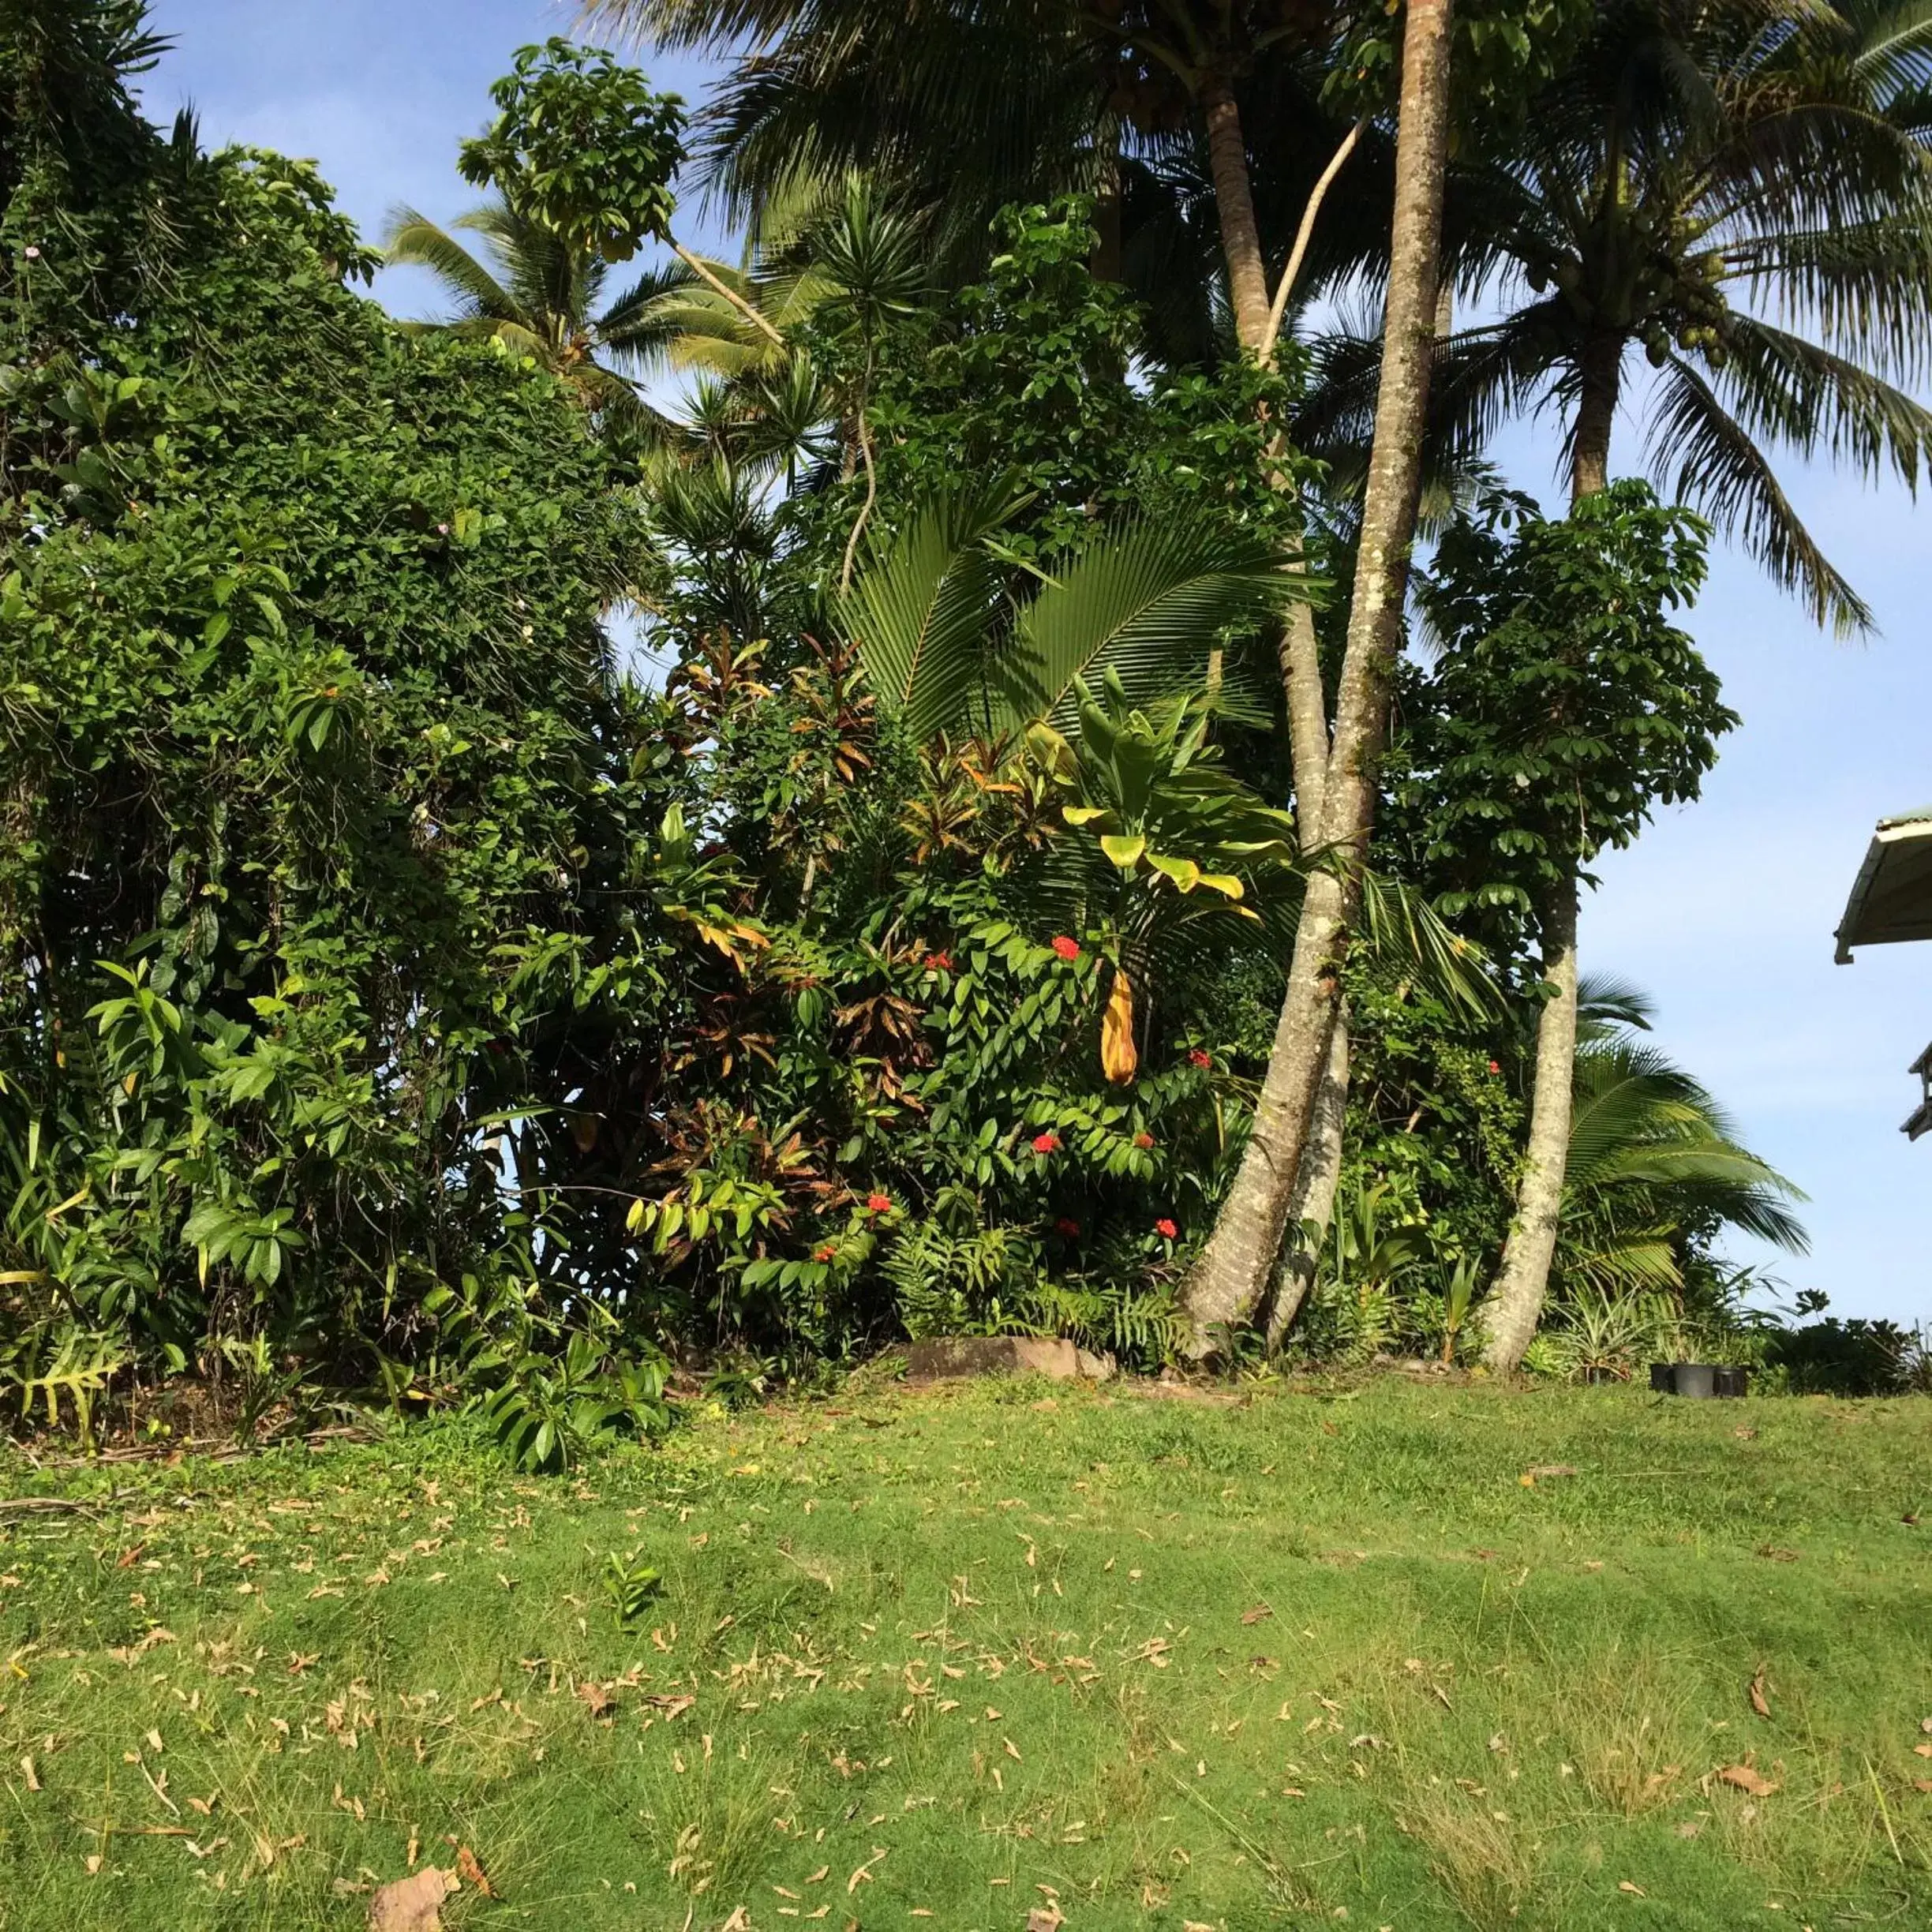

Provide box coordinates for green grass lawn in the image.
[3,1376,1930,1931]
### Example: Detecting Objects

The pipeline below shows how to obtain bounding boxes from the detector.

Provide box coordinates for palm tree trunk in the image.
[1266,575,1346,1346]
[1572,333,1620,499]
[1200,79,1273,356]
[1264,1002,1350,1346]
[1181,0,1456,1352]
[1481,876,1580,1370]
[1480,338,1622,1369]
[1091,136,1123,284]
[1193,66,1353,1331]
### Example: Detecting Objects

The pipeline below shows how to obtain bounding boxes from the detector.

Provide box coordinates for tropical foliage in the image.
[12,0,1925,1455]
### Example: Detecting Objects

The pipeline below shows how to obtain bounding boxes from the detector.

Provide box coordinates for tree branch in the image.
[1262,117,1367,368]
[670,239,784,349]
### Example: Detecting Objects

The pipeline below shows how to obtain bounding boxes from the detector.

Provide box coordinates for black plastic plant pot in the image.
[1712,1365,1749,1398]
[1649,1362,1674,1392]
[1671,1363,1717,1398]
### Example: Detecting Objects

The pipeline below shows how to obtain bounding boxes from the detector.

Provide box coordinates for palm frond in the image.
[382,207,522,324]
[1646,351,1874,635]
[838,481,1034,741]
[1578,973,1655,1033]
[1002,523,1295,729]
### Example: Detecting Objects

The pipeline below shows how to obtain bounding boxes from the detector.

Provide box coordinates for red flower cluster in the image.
[1133,1131,1155,1150]
[1154,1217,1179,1240]
[1187,1048,1212,1069]
[1050,934,1080,962]
[1054,1217,1081,1237]
[813,1243,837,1263]
[865,1193,893,1214]
[1032,1131,1061,1155]
[1487,1059,1502,1075]
[924,951,954,972]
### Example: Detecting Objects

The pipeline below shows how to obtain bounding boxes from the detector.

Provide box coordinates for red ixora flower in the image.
[1154,1217,1179,1241]
[1054,1217,1081,1237]
[1187,1048,1212,1069]
[1487,1059,1502,1075]
[924,950,954,972]
[1050,934,1080,962]
[1032,1131,1061,1155]
[1133,1131,1155,1150]
[865,1193,893,1214]
[813,1243,837,1263]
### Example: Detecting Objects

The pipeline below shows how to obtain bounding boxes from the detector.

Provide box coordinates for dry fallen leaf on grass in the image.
[1719,1764,1780,1796]
[1914,1743,1932,1759]
[454,1844,494,1897]
[1750,1668,1772,1718]
[1239,1604,1273,1626]
[1618,1881,1646,1896]
[575,1681,614,1717]
[366,1866,451,1931]
[1026,1909,1065,1932]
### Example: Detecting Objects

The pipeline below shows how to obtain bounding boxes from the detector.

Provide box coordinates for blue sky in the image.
[145,1,1931,1325]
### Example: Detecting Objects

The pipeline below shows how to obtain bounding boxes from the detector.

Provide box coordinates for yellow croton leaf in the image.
[1099,833,1146,871]
[1100,967,1137,1085]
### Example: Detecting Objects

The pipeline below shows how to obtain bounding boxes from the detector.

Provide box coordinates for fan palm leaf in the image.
[841,489,1301,740]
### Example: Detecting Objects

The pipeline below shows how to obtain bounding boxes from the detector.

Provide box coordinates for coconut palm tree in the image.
[1415,0,1932,1371]
[381,198,683,439]
[597,3,1447,1360]
[1437,0,1932,631]
[586,2,1383,350]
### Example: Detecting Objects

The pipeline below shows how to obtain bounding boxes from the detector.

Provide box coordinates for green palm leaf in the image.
[383,207,522,324]
[1001,521,1297,729]
[839,481,1034,741]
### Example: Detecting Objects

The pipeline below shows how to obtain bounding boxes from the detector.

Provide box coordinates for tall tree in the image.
[1178,0,1457,1347]
[1401,483,1736,1365]
[593,2,1380,1315]
[1431,0,1932,1365]
[1436,0,1932,634]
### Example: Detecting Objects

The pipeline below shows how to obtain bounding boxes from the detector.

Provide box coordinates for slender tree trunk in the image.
[1091,137,1123,285]
[1480,338,1622,1369]
[1480,878,1579,1370]
[1571,333,1621,500]
[1277,598,1331,811]
[1266,571,1346,1347]
[1196,66,1353,1332]
[1264,1003,1349,1346]
[1200,78,1273,356]
[1181,0,1456,1352]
